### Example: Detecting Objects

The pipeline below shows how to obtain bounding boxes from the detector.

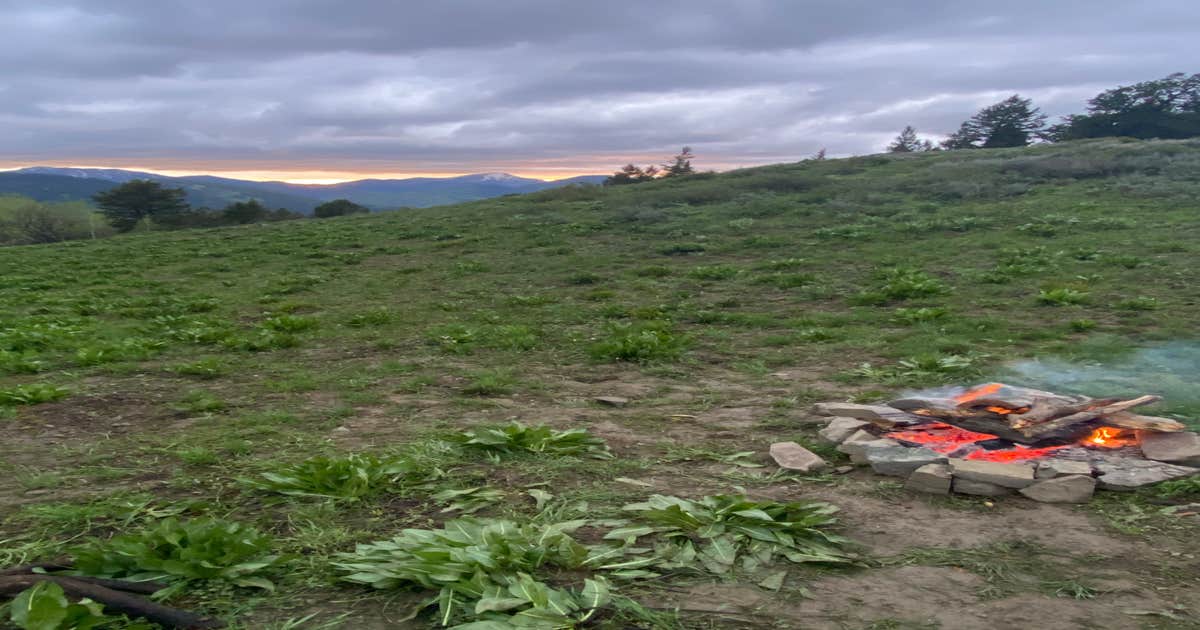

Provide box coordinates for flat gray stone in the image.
[953,478,1013,496]
[1019,475,1096,503]
[818,417,872,444]
[1140,431,1200,467]
[1095,458,1198,491]
[840,435,897,465]
[1036,459,1093,479]
[811,402,924,426]
[906,463,952,495]
[949,459,1036,489]
[865,444,947,477]
[594,396,630,407]
[769,442,827,472]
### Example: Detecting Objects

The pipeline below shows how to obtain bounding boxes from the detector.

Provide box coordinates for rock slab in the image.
[594,396,630,407]
[1019,475,1096,503]
[817,417,872,444]
[953,478,1013,496]
[906,463,952,495]
[811,402,923,426]
[1139,431,1200,466]
[1094,458,1198,491]
[769,442,827,472]
[1035,459,1093,479]
[949,459,1035,489]
[865,444,947,477]
[839,434,896,464]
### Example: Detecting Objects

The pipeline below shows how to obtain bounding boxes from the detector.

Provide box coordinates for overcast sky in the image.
[0,1,1196,181]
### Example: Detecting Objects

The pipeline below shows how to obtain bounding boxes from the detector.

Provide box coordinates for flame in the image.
[954,383,1004,405]
[1083,426,1136,449]
[885,422,998,454]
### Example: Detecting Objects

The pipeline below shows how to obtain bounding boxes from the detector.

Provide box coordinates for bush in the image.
[313,199,370,218]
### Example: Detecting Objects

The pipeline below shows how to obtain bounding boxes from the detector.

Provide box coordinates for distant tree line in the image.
[0,180,373,246]
[604,147,696,185]
[888,71,1200,153]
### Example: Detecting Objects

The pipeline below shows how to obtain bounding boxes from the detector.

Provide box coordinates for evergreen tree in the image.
[92,180,189,232]
[888,126,935,152]
[943,95,1046,149]
[661,146,695,177]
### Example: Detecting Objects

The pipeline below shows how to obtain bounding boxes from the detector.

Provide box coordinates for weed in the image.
[1069,319,1098,332]
[71,517,281,591]
[1037,288,1090,306]
[245,453,432,500]
[687,265,739,281]
[7,581,143,630]
[345,307,396,328]
[262,314,319,332]
[854,268,949,304]
[172,357,227,379]
[0,383,69,405]
[893,307,949,324]
[461,369,516,396]
[589,321,687,363]
[452,421,612,459]
[1115,296,1159,311]
[176,390,227,414]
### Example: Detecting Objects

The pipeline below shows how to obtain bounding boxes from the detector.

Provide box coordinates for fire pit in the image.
[804,383,1200,503]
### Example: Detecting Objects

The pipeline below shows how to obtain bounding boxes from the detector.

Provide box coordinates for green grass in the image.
[1,138,1199,626]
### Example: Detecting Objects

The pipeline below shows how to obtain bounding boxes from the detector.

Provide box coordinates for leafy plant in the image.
[7,581,145,630]
[1037,288,1090,306]
[433,486,507,514]
[606,494,855,578]
[893,307,949,324]
[244,453,432,500]
[461,369,516,396]
[262,314,319,333]
[687,265,739,281]
[171,357,226,379]
[0,351,46,375]
[71,517,281,591]
[1115,296,1159,311]
[853,268,950,304]
[852,354,982,385]
[0,383,69,406]
[345,307,396,328]
[1155,477,1200,500]
[452,422,612,459]
[588,321,687,363]
[335,518,611,627]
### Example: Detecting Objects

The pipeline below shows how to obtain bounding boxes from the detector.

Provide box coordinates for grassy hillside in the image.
[1,138,1198,628]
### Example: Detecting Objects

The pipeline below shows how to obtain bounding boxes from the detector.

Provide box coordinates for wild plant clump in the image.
[244,453,435,500]
[588,321,686,363]
[452,422,613,460]
[0,382,70,405]
[70,517,281,592]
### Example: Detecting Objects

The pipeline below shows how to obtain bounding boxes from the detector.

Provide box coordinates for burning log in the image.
[1102,412,1186,433]
[1017,395,1163,439]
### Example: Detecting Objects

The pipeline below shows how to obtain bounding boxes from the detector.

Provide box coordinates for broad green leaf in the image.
[11,582,69,630]
[580,578,611,610]
[758,570,787,592]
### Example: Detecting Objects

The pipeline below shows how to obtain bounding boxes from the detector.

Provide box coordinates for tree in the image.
[92,180,189,232]
[888,125,935,152]
[661,146,695,177]
[0,201,84,244]
[313,199,370,218]
[604,164,659,186]
[942,95,1047,149]
[221,199,270,224]
[1046,72,1200,141]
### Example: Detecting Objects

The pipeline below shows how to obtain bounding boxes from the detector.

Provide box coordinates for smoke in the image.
[1000,342,1200,422]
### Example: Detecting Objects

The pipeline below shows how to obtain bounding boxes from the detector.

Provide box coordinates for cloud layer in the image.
[1,0,1196,177]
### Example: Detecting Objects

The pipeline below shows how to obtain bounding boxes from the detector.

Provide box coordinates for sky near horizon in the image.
[0,1,1196,183]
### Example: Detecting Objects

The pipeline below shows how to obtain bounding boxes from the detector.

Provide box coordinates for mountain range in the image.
[0,167,606,212]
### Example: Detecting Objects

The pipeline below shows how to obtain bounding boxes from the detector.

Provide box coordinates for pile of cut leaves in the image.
[334,494,856,627]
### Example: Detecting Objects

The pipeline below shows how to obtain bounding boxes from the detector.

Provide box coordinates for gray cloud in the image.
[1,0,1197,177]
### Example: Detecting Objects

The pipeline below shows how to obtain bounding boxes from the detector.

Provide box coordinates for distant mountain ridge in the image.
[0,167,606,212]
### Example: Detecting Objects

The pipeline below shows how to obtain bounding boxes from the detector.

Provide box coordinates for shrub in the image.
[588,321,687,363]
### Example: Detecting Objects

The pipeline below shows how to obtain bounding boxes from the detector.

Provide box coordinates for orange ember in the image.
[885,422,998,454]
[954,383,1004,405]
[1084,426,1137,449]
[965,445,1067,462]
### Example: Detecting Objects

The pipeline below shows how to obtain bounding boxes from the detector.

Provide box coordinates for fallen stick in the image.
[0,575,223,629]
